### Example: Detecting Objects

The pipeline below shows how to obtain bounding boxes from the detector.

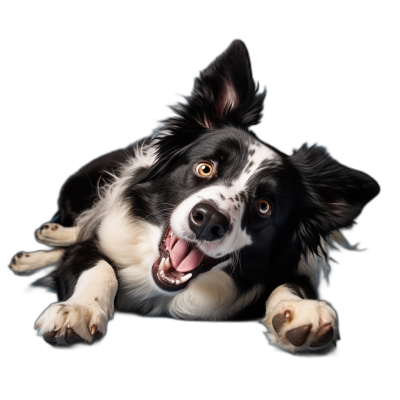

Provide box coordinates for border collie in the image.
[10,40,379,352]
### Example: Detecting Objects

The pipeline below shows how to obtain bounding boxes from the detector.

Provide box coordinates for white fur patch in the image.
[98,206,161,268]
[169,269,262,320]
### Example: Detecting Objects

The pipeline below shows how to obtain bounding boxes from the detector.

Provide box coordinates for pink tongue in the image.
[170,238,205,272]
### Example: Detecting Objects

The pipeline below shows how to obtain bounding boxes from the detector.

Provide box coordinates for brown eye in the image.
[258,200,271,216]
[195,162,214,177]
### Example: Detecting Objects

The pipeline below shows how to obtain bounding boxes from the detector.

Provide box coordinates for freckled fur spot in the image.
[245,161,254,173]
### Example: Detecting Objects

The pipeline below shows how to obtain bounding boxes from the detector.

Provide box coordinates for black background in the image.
[1,10,387,388]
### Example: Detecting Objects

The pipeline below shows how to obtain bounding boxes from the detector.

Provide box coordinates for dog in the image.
[10,40,379,352]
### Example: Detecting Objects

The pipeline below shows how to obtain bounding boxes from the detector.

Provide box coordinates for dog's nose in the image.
[189,202,229,241]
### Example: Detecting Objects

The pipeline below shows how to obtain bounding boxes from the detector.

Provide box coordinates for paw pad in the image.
[272,312,290,334]
[309,324,334,348]
[286,324,311,346]
[65,328,85,345]
[41,224,49,231]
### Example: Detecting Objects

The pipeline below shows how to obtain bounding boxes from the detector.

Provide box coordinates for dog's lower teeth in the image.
[180,273,192,283]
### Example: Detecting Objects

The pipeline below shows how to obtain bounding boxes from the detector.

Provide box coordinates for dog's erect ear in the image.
[168,40,266,130]
[290,145,380,254]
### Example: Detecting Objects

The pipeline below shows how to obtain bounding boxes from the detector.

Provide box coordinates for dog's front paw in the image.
[263,299,339,352]
[35,301,107,346]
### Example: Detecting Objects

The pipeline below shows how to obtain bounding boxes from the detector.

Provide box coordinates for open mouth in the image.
[151,226,220,292]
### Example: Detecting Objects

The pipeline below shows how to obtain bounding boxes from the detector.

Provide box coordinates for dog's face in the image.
[127,41,379,293]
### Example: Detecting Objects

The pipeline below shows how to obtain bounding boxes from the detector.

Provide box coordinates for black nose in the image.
[189,202,229,241]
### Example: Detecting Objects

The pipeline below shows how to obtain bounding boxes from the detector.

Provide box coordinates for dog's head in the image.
[130,40,380,292]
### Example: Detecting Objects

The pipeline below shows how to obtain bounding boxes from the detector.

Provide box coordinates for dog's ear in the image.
[168,40,266,130]
[290,144,380,254]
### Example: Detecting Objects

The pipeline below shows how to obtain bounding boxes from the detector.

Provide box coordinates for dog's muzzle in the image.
[189,202,229,241]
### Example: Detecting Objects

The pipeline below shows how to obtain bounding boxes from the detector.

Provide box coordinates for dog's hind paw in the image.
[35,223,77,247]
[36,302,106,346]
[10,249,63,273]
[263,299,340,352]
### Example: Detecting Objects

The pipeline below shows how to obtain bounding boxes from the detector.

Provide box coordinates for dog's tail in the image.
[32,272,57,291]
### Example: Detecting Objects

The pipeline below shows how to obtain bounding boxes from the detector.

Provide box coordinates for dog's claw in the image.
[286,324,311,346]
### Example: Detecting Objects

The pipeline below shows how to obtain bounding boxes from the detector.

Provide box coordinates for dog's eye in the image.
[258,200,271,216]
[195,162,214,177]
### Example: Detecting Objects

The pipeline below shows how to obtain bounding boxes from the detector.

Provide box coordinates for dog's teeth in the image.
[170,232,179,248]
[165,257,171,270]
[159,258,165,271]
[175,280,180,285]
[160,270,165,276]
[180,273,192,283]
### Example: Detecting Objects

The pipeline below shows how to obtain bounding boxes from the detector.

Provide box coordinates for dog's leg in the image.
[10,249,64,273]
[263,284,340,352]
[35,223,78,246]
[35,260,118,345]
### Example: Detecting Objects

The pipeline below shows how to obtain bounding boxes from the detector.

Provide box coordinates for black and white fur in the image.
[10,40,379,352]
